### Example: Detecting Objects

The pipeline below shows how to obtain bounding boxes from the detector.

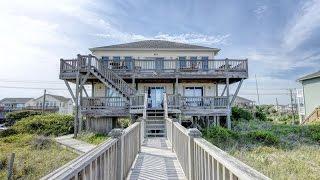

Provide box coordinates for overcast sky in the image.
[0,0,320,104]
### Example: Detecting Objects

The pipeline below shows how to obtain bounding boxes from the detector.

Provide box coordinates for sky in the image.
[0,0,320,105]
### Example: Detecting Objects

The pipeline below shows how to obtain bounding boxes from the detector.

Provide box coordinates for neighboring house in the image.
[60,40,248,134]
[0,98,33,112]
[231,95,255,108]
[26,94,73,114]
[297,71,320,123]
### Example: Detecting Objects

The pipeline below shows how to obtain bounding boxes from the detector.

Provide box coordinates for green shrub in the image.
[0,128,17,138]
[232,107,253,121]
[247,130,280,145]
[255,107,267,121]
[203,126,239,144]
[12,114,74,136]
[5,110,42,126]
[118,118,131,128]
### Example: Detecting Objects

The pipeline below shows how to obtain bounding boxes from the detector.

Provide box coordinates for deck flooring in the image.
[127,138,187,180]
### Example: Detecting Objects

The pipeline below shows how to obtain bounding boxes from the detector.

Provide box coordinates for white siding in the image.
[92,49,216,59]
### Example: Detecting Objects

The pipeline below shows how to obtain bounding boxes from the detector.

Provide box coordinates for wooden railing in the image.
[105,58,248,72]
[165,118,270,180]
[167,94,180,109]
[82,97,128,109]
[181,96,228,109]
[129,94,145,110]
[302,107,320,124]
[167,95,229,110]
[60,55,136,97]
[41,122,142,180]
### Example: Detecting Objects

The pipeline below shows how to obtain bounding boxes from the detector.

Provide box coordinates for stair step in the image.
[146,133,165,137]
[146,125,165,129]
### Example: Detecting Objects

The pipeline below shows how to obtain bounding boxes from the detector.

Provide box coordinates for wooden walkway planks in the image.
[127,138,187,180]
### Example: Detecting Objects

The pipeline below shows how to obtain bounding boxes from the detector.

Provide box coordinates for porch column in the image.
[226,78,231,129]
[215,83,218,96]
[175,77,179,95]
[132,76,136,90]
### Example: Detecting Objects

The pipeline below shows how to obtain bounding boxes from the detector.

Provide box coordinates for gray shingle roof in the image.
[297,71,320,82]
[90,40,220,51]
[0,98,33,104]
[34,94,72,102]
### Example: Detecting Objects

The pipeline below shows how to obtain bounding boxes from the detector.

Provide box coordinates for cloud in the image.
[254,5,268,18]
[282,0,320,51]
[95,32,230,46]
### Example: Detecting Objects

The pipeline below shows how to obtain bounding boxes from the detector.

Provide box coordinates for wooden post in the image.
[226,77,231,129]
[175,77,179,95]
[171,119,175,152]
[79,88,83,132]
[74,71,80,137]
[7,153,15,180]
[108,129,124,180]
[42,89,46,113]
[187,128,202,180]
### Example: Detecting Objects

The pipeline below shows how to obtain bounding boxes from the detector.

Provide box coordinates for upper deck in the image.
[60,57,248,82]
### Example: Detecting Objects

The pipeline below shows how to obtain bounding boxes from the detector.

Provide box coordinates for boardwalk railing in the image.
[41,122,141,180]
[165,118,270,180]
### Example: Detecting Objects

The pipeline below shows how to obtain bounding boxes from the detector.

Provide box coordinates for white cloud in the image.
[282,0,320,51]
[254,5,268,19]
[95,32,230,46]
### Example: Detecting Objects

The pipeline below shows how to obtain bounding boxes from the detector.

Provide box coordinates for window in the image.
[184,87,203,97]
[113,56,120,61]
[190,56,197,67]
[184,87,203,107]
[179,56,186,68]
[124,56,132,70]
[201,56,209,70]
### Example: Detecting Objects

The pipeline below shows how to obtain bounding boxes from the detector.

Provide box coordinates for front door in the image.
[148,87,165,108]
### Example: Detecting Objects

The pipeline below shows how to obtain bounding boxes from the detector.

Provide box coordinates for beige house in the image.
[26,94,73,114]
[60,40,248,135]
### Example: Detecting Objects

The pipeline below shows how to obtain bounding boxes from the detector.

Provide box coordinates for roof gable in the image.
[34,94,72,102]
[297,71,320,82]
[90,40,220,52]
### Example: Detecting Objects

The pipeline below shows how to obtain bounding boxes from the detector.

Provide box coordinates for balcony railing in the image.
[167,95,228,110]
[82,97,128,110]
[81,95,229,114]
[105,58,248,73]
[60,57,248,77]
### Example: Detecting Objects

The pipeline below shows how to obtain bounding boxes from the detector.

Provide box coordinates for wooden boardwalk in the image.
[127,138,187,180]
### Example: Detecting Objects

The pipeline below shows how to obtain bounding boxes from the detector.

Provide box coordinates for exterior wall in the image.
[92,49,216,59]
[86,117,115,134]
[26,95,73,114]
[302,77,320,117]
[93,83,106,97]
[138,83,218,96]
[93,82,218,96]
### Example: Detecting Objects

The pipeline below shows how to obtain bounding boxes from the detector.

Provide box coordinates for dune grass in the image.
[203,120,320,179]
[75,132,109,145]
[0,133,77,179]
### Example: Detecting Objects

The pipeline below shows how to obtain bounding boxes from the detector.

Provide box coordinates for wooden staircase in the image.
[302,107,320,124]
[77,55,136,98]
[145,109,166,137]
